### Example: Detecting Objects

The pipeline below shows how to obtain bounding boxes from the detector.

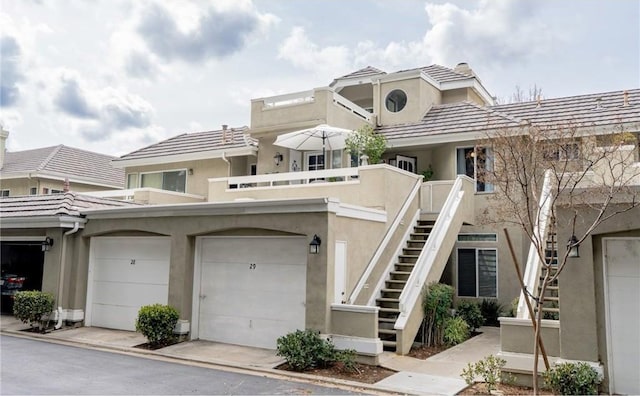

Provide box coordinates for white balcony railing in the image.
[260,90,315,109]
[332,92,372,122]
[221,167,360,189]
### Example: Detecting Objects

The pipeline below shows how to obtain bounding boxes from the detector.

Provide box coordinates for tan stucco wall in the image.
[500,320,561,356]
[377,76,440,126]
[556,204,640,364]
[0,177,120,196]
[125,157,253,197]
[331,308,378,338]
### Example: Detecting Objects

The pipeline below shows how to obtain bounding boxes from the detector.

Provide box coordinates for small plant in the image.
[543,362,601,395]
[345,125,387,165]
[135,304,179,345]
[461,355,514,392]
[13,290,55,331]
[421,283,454,346]
[276,329,336,371]
[480,299,504,326]
[334,349,359,373]
[507,297,519,317]
[443,316,470,346]
[421,165,434,181]
[456,300,484,331]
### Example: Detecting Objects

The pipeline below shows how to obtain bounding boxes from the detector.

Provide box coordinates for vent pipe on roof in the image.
[595,97,602,110]
[222,124,228,143]
[623,91,629,107]
[536,95,542,108]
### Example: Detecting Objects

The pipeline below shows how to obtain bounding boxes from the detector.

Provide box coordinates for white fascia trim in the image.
[0,236,48,241]
[387,131,482,148]
[82,197,333,219]
[111,146,258,168]
[326,334,383,356]
[330,304,379,314]
[0,172,122,189]
[327,199,387,223]
[498,317,561,328]
[377,69,427,85]
[0,216,87,229]
[441,79,496,105]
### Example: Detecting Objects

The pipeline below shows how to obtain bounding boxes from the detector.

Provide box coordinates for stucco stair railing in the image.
[375,219,435,350]
[390,175,475,354]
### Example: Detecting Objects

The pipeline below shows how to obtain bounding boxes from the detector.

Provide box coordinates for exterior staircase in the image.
[376,219,435,350]
[539,226,560,320]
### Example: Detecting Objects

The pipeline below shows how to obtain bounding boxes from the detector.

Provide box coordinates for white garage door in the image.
[87,237,171,331]
[196,236,307,349]
[604,238,640,395]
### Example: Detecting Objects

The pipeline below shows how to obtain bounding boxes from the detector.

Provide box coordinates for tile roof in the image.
[2,145,124,188]
[0,192,138,219]
[377,89,640,141]
[333,64,471,85]
[115,126,255,162]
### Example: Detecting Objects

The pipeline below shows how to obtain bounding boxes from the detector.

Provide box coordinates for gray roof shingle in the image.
[115,126,255,162]
[2,145,125,188]
[377,89,640,141]
[333,64,472,86]
[0,192,138,218]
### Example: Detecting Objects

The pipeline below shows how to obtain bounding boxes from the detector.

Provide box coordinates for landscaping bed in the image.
[276,362,396,384]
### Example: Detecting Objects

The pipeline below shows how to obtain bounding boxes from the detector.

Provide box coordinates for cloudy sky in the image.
[1,0,638,157]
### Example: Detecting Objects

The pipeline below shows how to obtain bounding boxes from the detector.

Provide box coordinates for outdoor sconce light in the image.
[309,234,321,254]
[274,152,283,166]
[41,237,54,252]
[567,235,580,258]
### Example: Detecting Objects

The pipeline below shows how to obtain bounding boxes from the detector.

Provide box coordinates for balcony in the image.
[250,87,374,132]
[85,188,205,205]
[208,165,422,212]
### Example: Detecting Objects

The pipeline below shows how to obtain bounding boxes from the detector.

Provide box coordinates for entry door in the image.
[604,238,640,395]
[196,236,307,349]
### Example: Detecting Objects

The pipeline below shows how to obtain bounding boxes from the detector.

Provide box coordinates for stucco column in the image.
[168,233,193,320]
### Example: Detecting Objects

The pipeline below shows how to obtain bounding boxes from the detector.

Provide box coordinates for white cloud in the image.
[278,27,350,75]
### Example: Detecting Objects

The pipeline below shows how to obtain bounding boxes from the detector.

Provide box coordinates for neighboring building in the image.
[0,130,125,197]
[3,64,638,393]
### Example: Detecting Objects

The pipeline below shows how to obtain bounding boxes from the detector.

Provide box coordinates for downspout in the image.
[55,222,80,329]
[221,151,230,177]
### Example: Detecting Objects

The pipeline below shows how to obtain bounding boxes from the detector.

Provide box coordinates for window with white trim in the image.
[456,146,494,192]
[126,173,138,189]
[140,170,186,193]
[51,189,63,194]
[29,187,37,195]
[1,190,9,197]
[543,142,580,161]
[458,233,497,242]
[457,248,497,298]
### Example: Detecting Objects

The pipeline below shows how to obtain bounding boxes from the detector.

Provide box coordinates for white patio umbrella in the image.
[273,124,354,167]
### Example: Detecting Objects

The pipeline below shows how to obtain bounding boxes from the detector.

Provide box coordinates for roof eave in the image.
[112,146,259,169]
[0,171,123,189]
[0,215,87,229]
[440,79,496,105]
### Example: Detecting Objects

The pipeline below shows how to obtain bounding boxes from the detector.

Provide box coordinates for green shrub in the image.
[13,291,55,330]
[421,283,454,347]
[276,329,335,371]
[135,304,179,345]
[507,297,519,317]
[543,362,601,395]
[461,355,513,392]
[456,300,484,331]
[480,299,504,326]
[443,316,470,346]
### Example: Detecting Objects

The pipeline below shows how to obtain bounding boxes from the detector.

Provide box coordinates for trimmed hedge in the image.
[13,291,55,330]
[135,304,179,344]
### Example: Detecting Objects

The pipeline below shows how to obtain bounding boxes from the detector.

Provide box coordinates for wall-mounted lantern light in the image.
[309,234,321,254]
[567,235,580,258]
[274,152,283,166]
[42,237,54,252]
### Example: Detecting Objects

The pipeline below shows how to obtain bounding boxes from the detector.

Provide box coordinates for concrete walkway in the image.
[1,316,500,395]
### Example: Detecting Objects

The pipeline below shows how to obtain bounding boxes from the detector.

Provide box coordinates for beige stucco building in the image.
[2,63,639,393]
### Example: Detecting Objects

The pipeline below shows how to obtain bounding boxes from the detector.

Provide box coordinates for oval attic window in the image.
[385,89,407,112]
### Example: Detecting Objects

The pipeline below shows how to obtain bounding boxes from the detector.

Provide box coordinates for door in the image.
[196,236,307,349]
[604,238,640,395]
[86,237,171,331]
[1,240,45,313]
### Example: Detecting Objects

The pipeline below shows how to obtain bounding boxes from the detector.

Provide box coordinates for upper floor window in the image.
[140,170,186,193]
[456,146,494,192]
[30,187,37,195]
[385,90,407,113]
[543,142,579,161]
[1,190,9,197]
[51,189,64,194]
[126,173,138,189]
